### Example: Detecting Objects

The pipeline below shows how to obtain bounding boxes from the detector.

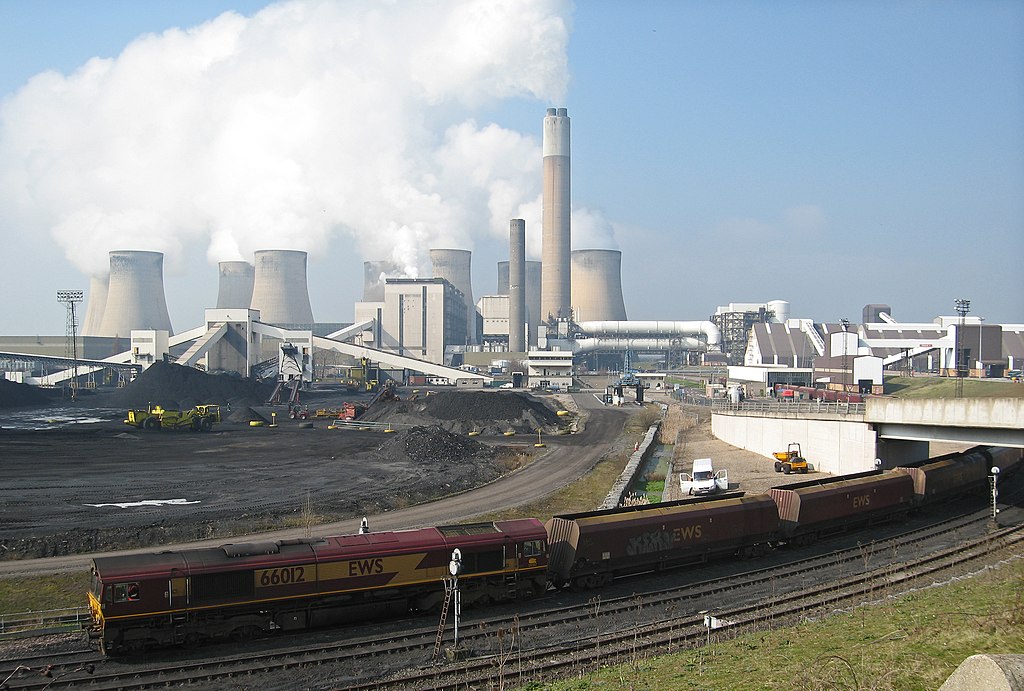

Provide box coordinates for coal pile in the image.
[0,379,58,409]
[378,425,496,465]
[361,390,565,435]
[99,362,274,412]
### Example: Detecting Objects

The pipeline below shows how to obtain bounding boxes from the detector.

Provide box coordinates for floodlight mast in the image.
[954,298,970,398]
[56,290,84,400]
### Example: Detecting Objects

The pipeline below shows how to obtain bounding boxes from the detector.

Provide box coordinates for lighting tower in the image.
[954,298,970,398]
[57,289,84,399]
[840,318,850,393]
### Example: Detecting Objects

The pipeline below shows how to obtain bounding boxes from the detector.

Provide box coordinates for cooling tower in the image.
[96,250,174,338]
[571,249,627,322]
[216,261,255,309]
[363,260,404,302]
[81,274,109,337]
[430,248,477,345]
[509,219,527,352]
[498,259,541,347]
[249,249,315,325]
[541,107,571,322]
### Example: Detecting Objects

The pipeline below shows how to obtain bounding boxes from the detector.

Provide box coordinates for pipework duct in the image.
[574,320,723,349]
[573,337,704,353]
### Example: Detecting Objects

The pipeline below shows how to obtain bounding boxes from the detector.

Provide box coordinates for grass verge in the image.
[533,558,1024,691]
[0,572,90,614]
[885,375,1024,398]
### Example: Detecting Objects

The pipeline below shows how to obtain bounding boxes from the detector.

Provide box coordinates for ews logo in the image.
[672,525,703,541]
[853,494,871,509]
[348,558,385,577]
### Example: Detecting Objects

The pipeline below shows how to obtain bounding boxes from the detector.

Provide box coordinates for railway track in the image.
[3,502,1016,690]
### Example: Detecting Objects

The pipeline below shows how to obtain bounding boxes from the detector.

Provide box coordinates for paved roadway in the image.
[0,393,631,577]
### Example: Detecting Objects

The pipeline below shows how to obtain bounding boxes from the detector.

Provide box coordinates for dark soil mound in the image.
[0,379,58,409]
[100,362,274,411]
[377,425,496,465]
[360,390,565,435]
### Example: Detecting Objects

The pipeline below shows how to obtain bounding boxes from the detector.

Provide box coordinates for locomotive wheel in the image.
[143,417,159,431]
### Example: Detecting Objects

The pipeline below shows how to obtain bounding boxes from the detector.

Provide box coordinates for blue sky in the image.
[1,0,1021,337]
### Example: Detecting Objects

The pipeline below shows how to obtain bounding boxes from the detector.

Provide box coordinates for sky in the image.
[1,0,1022,337]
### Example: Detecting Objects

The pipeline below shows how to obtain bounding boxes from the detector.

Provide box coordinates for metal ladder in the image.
[431,579,456,661]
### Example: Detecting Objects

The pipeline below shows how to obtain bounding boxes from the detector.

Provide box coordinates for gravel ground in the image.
[0,366,570,561]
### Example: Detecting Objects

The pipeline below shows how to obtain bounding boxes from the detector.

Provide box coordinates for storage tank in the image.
[767,300,790,324]
[96,250,174,338]
[249,249,315,325]
[363,260,404,302]
[541,107,571,322]
[81,274,109,337]
[216,261,255,309]
[571,249,627,322]
[430,248,477,345]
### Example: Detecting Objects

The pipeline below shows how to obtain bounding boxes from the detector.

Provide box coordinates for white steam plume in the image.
[0,0,572,278]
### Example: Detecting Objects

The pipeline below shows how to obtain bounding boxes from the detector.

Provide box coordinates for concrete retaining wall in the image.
[600,423,659,509]
[711,412,878,475]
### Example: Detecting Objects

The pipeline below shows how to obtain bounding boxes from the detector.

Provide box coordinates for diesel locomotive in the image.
[87,445,1019,654]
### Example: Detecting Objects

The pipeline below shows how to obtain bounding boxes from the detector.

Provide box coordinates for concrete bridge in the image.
[710,397,1024,475]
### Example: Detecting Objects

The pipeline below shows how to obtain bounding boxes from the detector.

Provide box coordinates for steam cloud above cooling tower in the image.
[0,0,580,280]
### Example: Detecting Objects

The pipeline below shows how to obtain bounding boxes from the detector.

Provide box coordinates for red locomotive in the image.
[88,519,547,654]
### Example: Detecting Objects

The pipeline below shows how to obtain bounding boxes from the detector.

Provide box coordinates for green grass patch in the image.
[885,375,1024,398]
[0,571,90,613]
[536,559,1024,690]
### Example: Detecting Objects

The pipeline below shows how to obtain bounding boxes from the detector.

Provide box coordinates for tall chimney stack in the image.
[508,219,527,352]
[541,107,571,322]
[97,250,174,338]
[249,249,315,325]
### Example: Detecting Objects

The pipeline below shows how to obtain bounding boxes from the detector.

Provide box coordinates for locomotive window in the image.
[522,540,544,557]
[113,582,140,603]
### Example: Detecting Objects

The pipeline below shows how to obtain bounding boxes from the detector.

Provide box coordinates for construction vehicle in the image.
[773,442,809,474]
[125,404,221,432]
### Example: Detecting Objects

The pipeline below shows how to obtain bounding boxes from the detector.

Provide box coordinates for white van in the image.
[680,458,728,496]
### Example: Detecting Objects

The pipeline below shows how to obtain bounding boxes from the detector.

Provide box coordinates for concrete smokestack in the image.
[498,259,541,347]
[571,249,627,322]
[430,248,476,345]
[541,106,571,322]
[508,219,527,352]
[363,260,403,302]
[81,274,109,337]
[250,249,315,325]
[97,250,174,337]
[216,261,254,309]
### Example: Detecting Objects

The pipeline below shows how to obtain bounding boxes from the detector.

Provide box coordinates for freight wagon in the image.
[88,519,547,654]
[769,471,915,545]
[545,494,780,589]
[895,445,1022,507]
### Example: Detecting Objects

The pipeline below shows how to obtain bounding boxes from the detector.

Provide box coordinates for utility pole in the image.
[954,298,970,398]
[57,290,84,400]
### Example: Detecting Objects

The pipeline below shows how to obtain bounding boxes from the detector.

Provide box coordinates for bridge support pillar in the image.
[874,439,929,469]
